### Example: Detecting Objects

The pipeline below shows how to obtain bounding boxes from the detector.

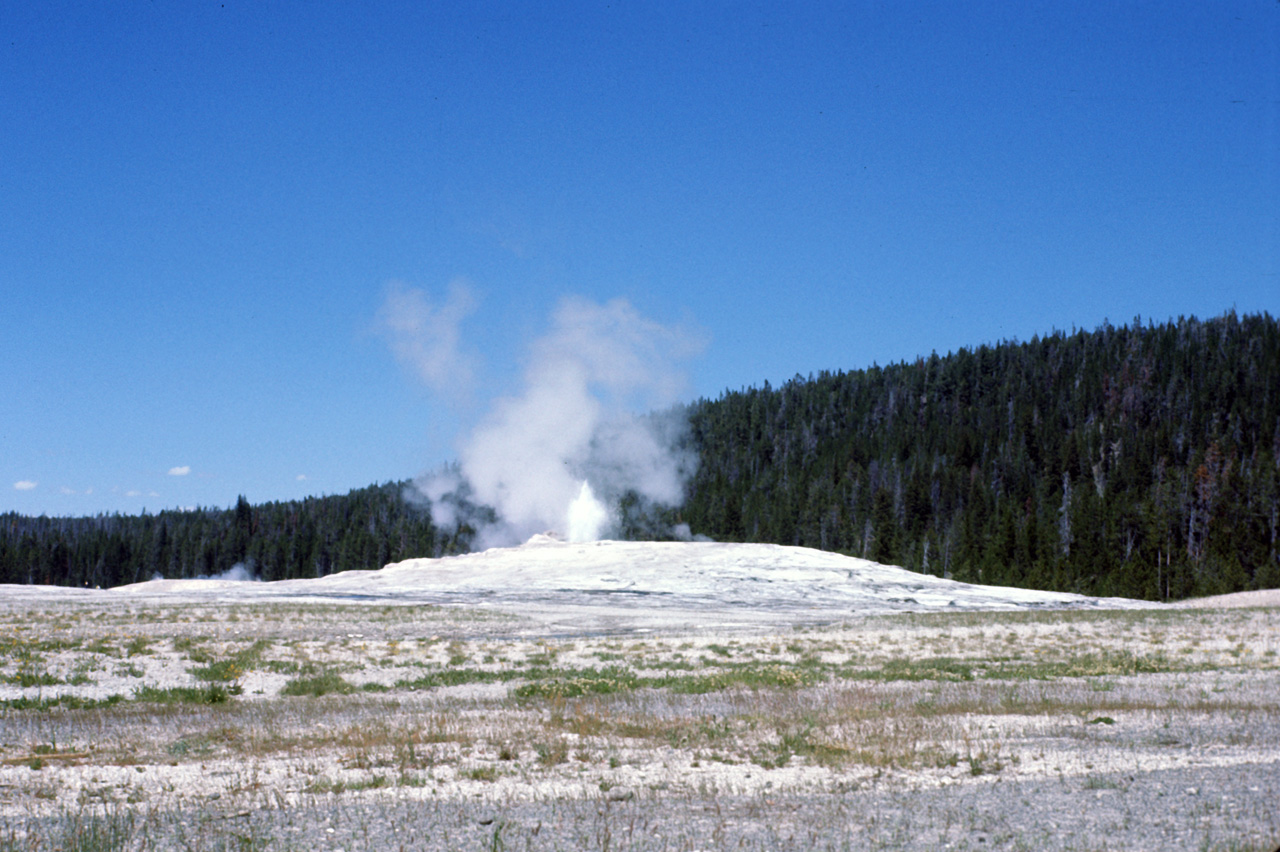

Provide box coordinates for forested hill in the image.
[4,312,1278,600]
[681,311,1280,599]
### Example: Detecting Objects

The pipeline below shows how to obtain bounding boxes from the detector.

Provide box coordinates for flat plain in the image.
[1,550,1277,851]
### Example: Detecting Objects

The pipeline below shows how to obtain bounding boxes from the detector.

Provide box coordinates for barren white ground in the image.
[45,536,1161,626]
[1,539,1277,851]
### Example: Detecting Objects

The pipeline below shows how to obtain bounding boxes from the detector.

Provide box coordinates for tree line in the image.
[3,311,1277,600]
[0,484,457,588]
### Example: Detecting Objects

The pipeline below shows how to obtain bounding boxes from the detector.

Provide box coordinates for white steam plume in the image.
[401,293,704,548]
[376,280,478,402]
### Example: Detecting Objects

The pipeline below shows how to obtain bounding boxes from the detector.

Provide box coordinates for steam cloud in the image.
[150,561,260,583]
[377,280,479,402]
[388,290,704,548]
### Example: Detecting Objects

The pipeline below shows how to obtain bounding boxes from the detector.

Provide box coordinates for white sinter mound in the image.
[15,537,1155,631]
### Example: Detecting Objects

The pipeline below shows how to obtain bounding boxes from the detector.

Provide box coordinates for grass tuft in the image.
[281,670,355,697]
[132,683,238,705]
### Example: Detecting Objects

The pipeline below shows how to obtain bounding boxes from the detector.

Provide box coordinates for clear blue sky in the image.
[4,2,1277,517]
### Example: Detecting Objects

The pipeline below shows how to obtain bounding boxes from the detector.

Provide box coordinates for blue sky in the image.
[4,1,1277,518]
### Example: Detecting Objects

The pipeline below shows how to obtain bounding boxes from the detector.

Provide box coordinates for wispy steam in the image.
[202,562,260,582]
[389,291,705,549]
[376,280,479,402]
[158,562,260,583]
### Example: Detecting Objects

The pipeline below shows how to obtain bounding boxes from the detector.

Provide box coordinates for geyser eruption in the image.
[387,289,705,549]
[567,480,610,542]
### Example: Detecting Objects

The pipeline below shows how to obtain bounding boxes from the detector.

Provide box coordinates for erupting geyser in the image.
[566,481,610,542]
[388,290,705,548]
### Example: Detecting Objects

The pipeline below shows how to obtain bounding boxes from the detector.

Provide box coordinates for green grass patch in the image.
[662,664,809,694]
[190,658,246,682]
[262,659,313,675]
[306,773,391,794]
[852,657,975,683]
[281,670,356,697]
[0,694,124,711]
[394,667,517,690]
[0,635,81,661]
[984,651,1181,680]
[190,639,272,682]
[845,650,1184,684]
[132,683,238,705]
[83,637,118,656]
[1,670,63,687]
[173,636,213,663]
[513,667,639,700]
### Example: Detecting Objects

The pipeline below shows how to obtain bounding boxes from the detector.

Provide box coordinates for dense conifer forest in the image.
[0,486,454,588]
[682,311,1280,599]
[4,312,1278,600]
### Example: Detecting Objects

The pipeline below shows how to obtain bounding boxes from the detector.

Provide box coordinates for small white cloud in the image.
[168,466,191,476]
[13,480,37,491]
[125,490,142,497]
[149,491,160,497]
[296,474,308,481]
[59,486,77,495]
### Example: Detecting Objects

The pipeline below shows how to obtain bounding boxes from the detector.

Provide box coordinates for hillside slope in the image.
[682,312,1280,599]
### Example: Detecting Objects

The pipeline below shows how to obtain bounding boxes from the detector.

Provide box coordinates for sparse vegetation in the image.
[0,598,1276,850]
